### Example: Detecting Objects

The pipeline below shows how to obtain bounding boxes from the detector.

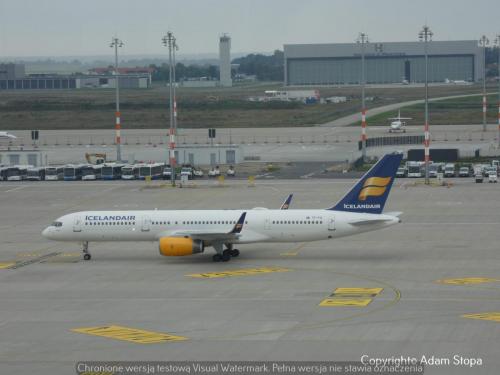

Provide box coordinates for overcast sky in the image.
[0,0,498,58]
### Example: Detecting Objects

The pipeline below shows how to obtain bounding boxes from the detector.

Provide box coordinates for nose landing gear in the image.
[82,241,91,261]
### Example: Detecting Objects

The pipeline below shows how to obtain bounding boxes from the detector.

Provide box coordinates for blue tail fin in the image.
[329,153,403,214]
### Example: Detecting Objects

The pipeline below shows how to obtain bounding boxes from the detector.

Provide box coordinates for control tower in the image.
[219,34,232,87]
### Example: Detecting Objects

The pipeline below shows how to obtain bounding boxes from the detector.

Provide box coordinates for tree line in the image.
[149,50,285,82]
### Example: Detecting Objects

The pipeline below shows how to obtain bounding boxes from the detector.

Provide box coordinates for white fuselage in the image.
[42,209,399,244]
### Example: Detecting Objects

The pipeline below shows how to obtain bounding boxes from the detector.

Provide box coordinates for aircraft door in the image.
[328,216,335,231]
[73,216,82,232]
[265,218,271,230]
[141,216,151,232]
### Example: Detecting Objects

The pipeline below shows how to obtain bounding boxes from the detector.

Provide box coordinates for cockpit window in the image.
[51,221,63,227]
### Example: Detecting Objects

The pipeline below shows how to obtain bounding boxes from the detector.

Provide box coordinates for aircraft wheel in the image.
[231,249,240,257]
[221,250,232,262]
[83,254,91,261]
[212,254,222,262]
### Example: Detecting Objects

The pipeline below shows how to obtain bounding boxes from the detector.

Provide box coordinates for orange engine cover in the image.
[159,237,204,256]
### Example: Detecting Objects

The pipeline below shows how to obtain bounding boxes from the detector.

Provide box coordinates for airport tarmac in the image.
[1,179,500,374]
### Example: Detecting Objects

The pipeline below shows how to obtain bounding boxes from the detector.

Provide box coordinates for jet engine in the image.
[159,237,204,256]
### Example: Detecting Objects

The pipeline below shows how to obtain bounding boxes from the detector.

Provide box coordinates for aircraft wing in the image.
[158,212,247,241]
[349,218,395,226]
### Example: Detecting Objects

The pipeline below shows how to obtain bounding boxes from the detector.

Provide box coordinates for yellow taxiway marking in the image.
[319,298,373,307]
[0,262,15,269]
[72,325,188,344]
[437,277,500,285]
[319,287,383,307]
[331,287,384,297]
[187,266,291,279]
[17,252,45,258]
[280,243,307,256]
[462,312,500,323]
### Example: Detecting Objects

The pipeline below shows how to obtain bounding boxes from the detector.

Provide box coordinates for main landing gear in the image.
[82,241,91,261]
[212,244,240,262]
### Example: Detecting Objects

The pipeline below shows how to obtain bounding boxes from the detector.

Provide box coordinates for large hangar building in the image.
[284,40,483,86]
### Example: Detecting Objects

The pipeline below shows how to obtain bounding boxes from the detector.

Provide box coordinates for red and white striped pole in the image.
[110,37,123,162]
[361,108,367,159]
[483,95,487,132]
[424,121,430,165]
[169,128,176,167]
[115,110,121,149]
[358,32,368,161]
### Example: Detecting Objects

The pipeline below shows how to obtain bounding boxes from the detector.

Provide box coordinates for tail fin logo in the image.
[358,177,392,201]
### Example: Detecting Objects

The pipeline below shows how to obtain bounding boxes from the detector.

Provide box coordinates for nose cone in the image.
[42,227,53,239]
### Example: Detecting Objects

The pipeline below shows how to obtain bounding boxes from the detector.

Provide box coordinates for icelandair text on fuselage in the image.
[85,215,136,221]
[361,355,483,368]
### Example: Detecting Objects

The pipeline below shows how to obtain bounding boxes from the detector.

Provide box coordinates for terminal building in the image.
[284,40,483,86]
[0,63,151,90]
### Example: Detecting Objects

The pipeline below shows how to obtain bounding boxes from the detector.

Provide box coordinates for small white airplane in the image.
[444,78,472,85]
[43,153,403,262]
[0,131,17,140]
[388,110,412,133]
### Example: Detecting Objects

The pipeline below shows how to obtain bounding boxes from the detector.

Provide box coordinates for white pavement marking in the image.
[3,186,27,193]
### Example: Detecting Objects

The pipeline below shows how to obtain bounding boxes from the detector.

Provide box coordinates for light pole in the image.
[495,34,500,146]
[479,35,489,132]
[419,25,433,185]
[162,31,176,186]
[172,37,179,135]
[110,37,124,162]
[357,32,369,162]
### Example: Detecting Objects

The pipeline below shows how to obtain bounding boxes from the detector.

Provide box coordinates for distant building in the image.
[284,40,483,86]
[0,63,151,90]
[219,34,232,87]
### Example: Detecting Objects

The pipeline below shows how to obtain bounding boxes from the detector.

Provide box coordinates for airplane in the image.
[42,153,403,262]
[388,110,412,133]
[0,131,17,140]
[444,78,472,85]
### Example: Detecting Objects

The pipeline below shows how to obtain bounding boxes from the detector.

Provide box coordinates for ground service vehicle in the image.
[407,162,423,178]
[63,165,83,181]
[444,163,456,177]
[26,167,46,181]
[138,163,164,180]
[121,165,138,180]
[488,172,498,183]
[101,163,124,180]
[226,166,235,177]
[45,166,64,181]
[396,167,406,178]
[180,167,194,180]
[459,167,470,177]
[162,165,173,180]
[208,166,221,178]
[6,166,30,181]
[81,165,102,180]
